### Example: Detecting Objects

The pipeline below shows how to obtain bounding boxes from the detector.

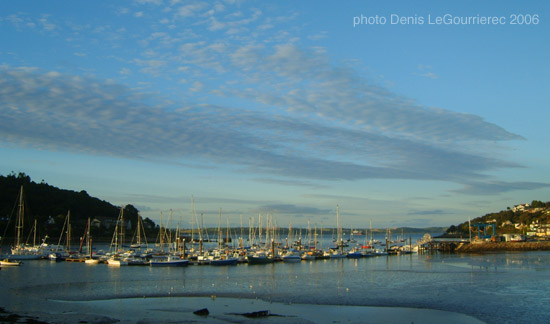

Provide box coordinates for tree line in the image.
[0,172,158,244]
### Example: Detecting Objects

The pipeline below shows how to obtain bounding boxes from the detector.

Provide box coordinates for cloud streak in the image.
[250,204,332,216]
[453,181,550,195]
[0,67,528,189]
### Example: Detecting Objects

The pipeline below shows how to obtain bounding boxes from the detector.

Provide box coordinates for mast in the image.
[136,213,142,246]
[33,219,37,247]
[87,217,91,256]
[191,196,195,243]
[159,211,164,252]
[197,211,203,243]
[168,209,173,251]
[226,215,230,250]
[240,214,243,248]
[218,208,222,249]
[120,207,125,252]
[287,220,292,249]
[66,210,71,253]
[15,186,24,248]
[258,214,262,247]
[201,213,206,243]
[336,205,342,247]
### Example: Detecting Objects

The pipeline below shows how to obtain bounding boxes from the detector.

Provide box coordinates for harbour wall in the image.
[455,241,550,253]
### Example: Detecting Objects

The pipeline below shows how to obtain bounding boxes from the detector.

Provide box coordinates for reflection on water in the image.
[2,250,550,323]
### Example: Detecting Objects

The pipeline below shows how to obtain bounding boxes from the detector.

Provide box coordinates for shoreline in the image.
[455,241,550,253]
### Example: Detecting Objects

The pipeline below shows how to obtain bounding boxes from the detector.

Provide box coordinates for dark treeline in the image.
[0,172,157,244]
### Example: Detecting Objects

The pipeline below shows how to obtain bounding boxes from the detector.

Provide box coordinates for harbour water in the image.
[2,238,550,323]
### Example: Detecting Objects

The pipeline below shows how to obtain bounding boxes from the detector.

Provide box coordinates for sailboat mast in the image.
[87,218,92,257]
[191,196,195,243]
[16,186,24,247]
[218,208,222,249]
[258,214,262,247]
[33,219,37,247]
[138,213,142,245]
[168,209,173,250]
[159,211,164,251]
[336,205,342,245]
[314,224,318,250]
[66,210,71,252]
[226,216,230,249]
[120,207,125,252]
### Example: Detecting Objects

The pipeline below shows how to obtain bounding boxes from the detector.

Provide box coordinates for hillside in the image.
[0,172,150,243]
[445,200,550,237]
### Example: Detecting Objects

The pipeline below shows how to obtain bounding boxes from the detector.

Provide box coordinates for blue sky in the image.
[1,0,549,229]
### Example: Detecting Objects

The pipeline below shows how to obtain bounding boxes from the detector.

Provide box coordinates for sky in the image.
[1,0,549,230]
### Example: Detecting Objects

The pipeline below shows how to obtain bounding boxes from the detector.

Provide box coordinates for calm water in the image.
[2,237,550,323]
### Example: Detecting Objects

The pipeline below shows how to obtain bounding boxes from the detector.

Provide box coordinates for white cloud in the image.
[176,2,208,18]
[135,0,163,5]
[119,67,132,75]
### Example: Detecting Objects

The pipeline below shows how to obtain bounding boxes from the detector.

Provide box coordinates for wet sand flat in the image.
[15,296,485,324]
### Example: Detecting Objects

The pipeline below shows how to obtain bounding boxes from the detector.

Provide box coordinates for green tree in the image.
[531,200,545,208]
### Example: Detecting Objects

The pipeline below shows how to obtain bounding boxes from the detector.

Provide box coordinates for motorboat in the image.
[150,255,189,267]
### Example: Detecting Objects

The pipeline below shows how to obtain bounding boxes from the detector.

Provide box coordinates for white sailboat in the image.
[49,210,72,261]
[7,186,54,260]
[107,207,128,266]
[83,218,99,264]
[330,205,347,258]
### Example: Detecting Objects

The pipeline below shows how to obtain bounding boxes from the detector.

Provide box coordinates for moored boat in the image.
[84,258,99,265]
[1,259,22,266]
[247,251,274,264]
[210,257,238,266]
[150,255,189,267]
[48,252,67,261]
[106,255,128,266]
[281,250,302,263]
[346,251,363,258]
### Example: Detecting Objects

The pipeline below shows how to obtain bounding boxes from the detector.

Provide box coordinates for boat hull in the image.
[210,258,238,266]
[150,260,189,267]
[247,256,274,264]
[281,256,301,263]
[5,254,43,260]
[107,259,128,266]
[1,260,22,266]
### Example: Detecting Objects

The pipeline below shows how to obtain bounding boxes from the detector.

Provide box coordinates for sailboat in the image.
[107,207,129,266]
[49,210,72,261]
[6,186,54,260]
[82,218,99,264]
[130,213,151,255]
[330,206,347,258]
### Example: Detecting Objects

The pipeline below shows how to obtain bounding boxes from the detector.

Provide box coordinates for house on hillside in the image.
[501,220,513,227]
[534,224,550,237]
[512,204,530,213]
[92,216,131,230]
